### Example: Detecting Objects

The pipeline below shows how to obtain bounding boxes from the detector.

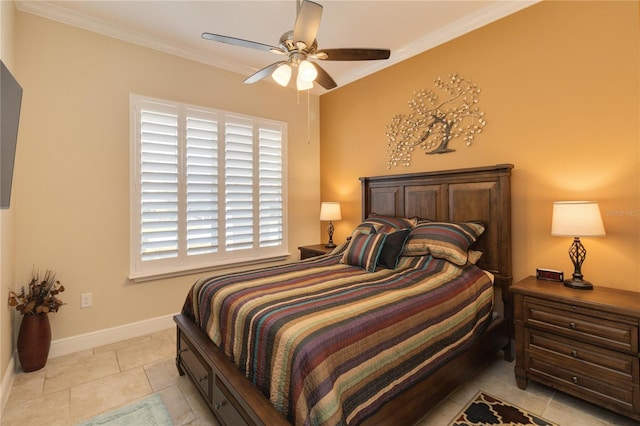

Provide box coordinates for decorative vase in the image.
[17,313,51,372]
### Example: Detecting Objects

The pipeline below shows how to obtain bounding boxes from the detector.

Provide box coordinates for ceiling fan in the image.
[202,0,390,90]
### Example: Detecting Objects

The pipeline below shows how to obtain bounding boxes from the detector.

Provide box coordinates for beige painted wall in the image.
[12,11,321,340]
[1,0,17,393]
[5,0,639,374]
[320,1,640,292]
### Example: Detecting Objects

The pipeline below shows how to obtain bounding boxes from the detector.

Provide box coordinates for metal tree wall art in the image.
[386,74,487,168]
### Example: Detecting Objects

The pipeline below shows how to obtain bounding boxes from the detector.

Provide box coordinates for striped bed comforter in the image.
[182,250,494,425]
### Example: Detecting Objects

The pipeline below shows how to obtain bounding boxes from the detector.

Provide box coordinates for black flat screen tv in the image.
[0,60,22,209]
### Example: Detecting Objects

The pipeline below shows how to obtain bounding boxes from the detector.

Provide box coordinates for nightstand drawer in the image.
[528,355,637,412]
[526,329,637,384]
[523,297,638,353]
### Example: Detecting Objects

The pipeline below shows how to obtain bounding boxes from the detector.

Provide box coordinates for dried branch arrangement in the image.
[8,269,65,315]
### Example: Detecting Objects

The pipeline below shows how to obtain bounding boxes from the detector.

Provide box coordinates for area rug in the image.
[76,394,172,426]
[450,391,558,426]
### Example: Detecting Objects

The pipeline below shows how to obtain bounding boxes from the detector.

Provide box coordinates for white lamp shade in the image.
[298,60,318,82]
[296,72,313,90]
[551,201,606,237]
[320,202,342,221]
[272,63,292,86]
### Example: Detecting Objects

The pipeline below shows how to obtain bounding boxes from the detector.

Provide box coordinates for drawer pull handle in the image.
[572,376,579,384]
[569,322,576,330]
[571,350,578,358]
[178,348,188,355]
[198,375,208,383]
[215,401,225,410]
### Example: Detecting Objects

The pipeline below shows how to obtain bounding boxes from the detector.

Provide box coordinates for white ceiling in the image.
[16,0,538,93]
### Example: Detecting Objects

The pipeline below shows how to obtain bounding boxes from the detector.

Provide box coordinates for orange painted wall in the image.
[319,1,640,291]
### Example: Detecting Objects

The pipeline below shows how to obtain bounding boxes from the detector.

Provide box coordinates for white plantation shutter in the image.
[186,113,219,256]
[130,95,287,280]
[139,107,179,261]
[225,117,254,251]
[259,126,283,247]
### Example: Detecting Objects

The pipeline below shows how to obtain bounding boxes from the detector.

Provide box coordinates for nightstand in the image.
[298,244,333,260]
[512,276,640,422]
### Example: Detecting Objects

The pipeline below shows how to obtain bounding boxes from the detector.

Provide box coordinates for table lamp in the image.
[320,202,341,248]
[551,201,606,290]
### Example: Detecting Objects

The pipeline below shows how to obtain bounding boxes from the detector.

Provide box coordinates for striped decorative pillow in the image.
[402,221,485,265]
[355,215,417,235]
[340,231,387,272]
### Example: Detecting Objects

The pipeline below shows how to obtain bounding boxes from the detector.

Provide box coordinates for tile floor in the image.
[1,328,637,426]
[418,352,639,426]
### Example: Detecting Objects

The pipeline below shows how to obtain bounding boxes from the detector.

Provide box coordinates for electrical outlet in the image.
[80,293,92,308]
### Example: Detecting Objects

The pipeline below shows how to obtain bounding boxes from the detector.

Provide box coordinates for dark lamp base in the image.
[564,279,594,290]
[324,242,336,249]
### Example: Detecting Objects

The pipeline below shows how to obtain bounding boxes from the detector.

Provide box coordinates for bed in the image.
[174,163,514,426]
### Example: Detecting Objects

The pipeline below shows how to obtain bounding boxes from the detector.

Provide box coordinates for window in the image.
[130,95,287,280]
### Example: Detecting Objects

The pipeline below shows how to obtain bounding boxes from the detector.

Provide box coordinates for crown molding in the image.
[16,0,540,94]
[15,0,255,76]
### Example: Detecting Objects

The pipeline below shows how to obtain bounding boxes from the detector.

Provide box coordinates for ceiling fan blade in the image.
[293,0,323,49]
[311,62,337,90]
[314,48,391,61]
[244,61,288,84]
[202,32,278,52]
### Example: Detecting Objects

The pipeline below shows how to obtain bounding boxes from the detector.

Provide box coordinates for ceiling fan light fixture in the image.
[298,60,318,83]
[296,72,314,91]
[272,63,292,86]
[202,0,390,91]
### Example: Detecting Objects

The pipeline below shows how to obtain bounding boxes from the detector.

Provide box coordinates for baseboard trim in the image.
[1,355,16,418]
[48,313,178,359]
[2,314,177,416]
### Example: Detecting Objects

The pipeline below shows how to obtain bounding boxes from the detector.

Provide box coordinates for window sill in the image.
[129,253,291,283]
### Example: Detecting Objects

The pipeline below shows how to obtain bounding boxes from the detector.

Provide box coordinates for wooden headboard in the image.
[360,164,514,290]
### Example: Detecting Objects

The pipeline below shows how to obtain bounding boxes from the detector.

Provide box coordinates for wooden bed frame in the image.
[174,163,514,426]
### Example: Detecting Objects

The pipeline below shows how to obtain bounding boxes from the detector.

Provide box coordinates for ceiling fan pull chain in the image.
[307,90,311,144]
